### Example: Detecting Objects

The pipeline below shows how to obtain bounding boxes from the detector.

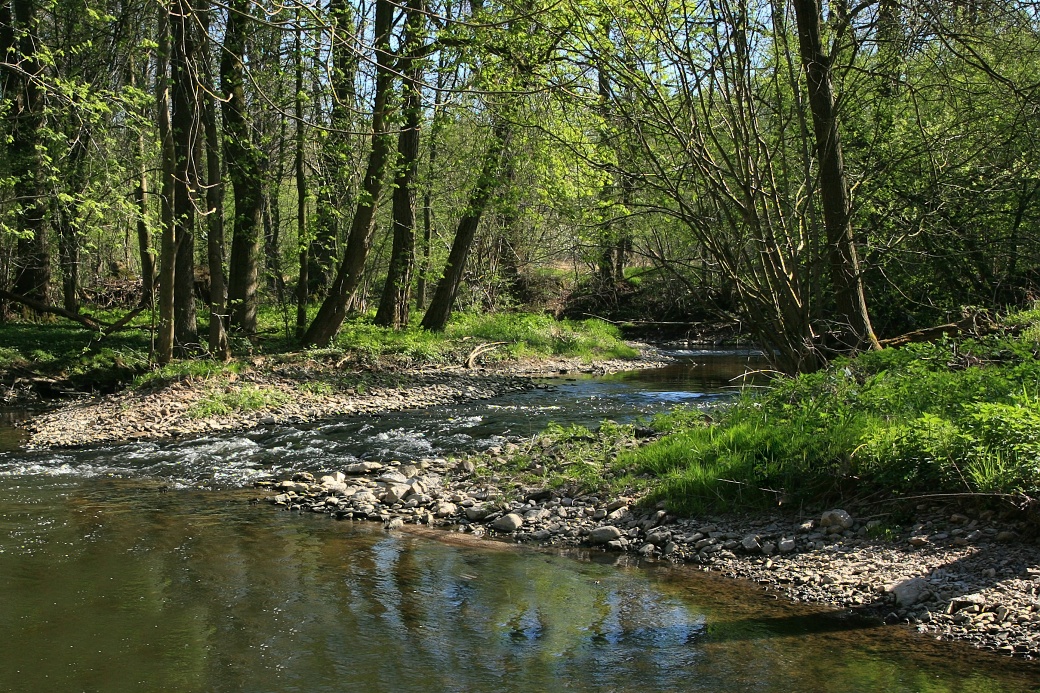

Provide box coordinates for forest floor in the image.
[17,345,670,449]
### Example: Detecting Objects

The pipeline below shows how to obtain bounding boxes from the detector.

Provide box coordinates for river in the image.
[1,352,1037,692]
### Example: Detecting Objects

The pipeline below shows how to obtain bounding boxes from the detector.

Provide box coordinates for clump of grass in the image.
[188,385,289,418]
[134,359,247,389]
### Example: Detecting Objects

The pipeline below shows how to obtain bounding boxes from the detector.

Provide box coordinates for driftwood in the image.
[464,341,507,368]
[879,313,998,349]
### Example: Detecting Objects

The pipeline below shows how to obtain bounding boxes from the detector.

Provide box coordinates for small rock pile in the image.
[260,459,1040,661]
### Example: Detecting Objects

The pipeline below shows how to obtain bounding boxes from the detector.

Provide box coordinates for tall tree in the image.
[302,0,396,347]
[222,0,264,336]
[375,0,426,328]
[3,0,50,306]
[170,0,199,353]
[792,0,879,352]
[421,123,510,331]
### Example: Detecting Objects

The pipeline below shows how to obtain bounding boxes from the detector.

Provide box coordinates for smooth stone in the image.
[492,513,524,533]
[589,525,623,544]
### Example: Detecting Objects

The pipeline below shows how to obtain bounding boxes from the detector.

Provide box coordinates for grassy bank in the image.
[1,309,638,396]
[619,311,1040,514]
[474,310,1040,518]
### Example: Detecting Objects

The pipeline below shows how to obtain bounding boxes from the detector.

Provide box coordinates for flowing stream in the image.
[1,352,1037,692]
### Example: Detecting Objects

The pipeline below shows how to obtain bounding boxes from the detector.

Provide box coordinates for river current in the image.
[1,352,1037,692]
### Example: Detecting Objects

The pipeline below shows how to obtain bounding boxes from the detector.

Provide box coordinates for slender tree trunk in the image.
[170,0,199,354]
[309,0,358,297]
[55,134,87,314]
[792,0,879,352]
[200,1,228,359]
[156,9,178,364]
[294,14,309,339]
[131,62,156,307]
[6,0,50,306]
[420,124,509,331]
[375,0,425,328]
[222,0,263,336]
[302,0,395,347]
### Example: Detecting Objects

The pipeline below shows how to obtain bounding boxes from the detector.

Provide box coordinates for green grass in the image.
[188,385,290,418]
[609,311,1040,513]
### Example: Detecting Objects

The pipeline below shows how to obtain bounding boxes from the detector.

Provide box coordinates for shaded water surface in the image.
[1,352,1038,691]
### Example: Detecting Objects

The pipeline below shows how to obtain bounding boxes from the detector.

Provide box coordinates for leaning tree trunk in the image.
[302,0,395,347]
[55,133,88,314]
[375,0,425,329]
[222,0,264,337]
[420,124,509,331]
[792,0,879,353]
[5,0,50,307]
[131,60,157,307]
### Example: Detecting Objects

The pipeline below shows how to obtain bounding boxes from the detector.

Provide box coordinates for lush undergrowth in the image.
[0,307,636,393]
[614,310,1040,514]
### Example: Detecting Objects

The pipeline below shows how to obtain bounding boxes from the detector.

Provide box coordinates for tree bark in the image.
[156,9,178,365]
[309,0,358,297]
[375,0,425,329]
[170,0,199,354]
[130,62,157,308]
[294,13,309,339]
[200,1,229,359]
[302,0,395,347]
[420,124,509,331]
[222,0,263,336]
[792,0,879,352]
[6,0,50,307]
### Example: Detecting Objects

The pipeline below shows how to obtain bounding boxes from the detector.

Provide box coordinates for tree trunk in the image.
[200,1,229,359]
[156,9,178,365]
[309,0,358,297]
[55,134,87,314]
[792,0,879,352]
[375,0,425,329]
[6,0,50,307]
[302,0,395,347]
[131,62,156,307]
[294,13,309,339]
[170,0,199,354]
[222,0,263,336]
[420,124,509,331]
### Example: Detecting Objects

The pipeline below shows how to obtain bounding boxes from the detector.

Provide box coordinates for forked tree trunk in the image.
[302,0,395,347]
[792,0,879,352]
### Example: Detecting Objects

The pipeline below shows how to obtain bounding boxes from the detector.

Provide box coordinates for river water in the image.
[1,352,1037,692]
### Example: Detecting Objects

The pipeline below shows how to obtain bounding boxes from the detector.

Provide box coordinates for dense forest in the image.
[1,0,1038,373]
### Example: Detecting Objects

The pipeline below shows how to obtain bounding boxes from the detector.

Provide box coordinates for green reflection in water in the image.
[0,476,1037,693]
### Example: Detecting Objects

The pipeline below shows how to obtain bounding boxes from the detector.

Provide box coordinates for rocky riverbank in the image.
[19,346,669,449]
[259,452,1040,662]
